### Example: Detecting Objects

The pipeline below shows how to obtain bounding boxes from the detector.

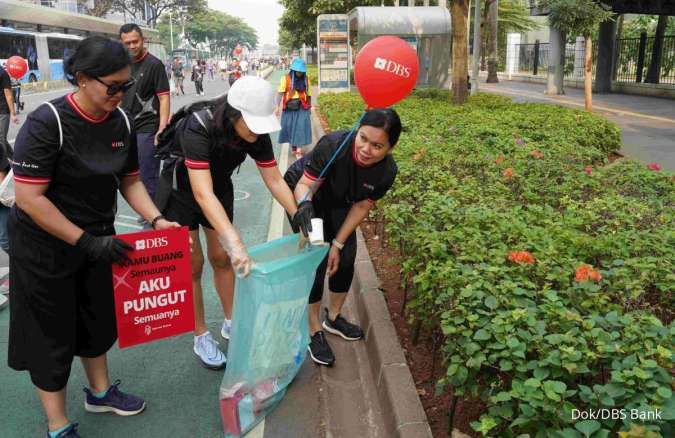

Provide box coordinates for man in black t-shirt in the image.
[119,24,170,202]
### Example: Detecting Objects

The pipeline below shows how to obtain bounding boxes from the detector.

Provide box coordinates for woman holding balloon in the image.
[284,36,418,366]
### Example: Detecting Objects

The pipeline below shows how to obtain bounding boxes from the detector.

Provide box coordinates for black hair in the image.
[119,23,143,37]
[185,94,243,147]
[64,36,131,86]
[360,108,402,147]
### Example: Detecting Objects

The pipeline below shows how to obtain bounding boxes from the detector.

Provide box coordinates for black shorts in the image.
[163,190,234,231]
[289,206,357,304]
[7,213,118,392]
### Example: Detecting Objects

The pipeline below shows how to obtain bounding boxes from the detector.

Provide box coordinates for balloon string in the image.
[300,110,367,203]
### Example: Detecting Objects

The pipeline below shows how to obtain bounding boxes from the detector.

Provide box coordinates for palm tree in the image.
[452,0,470,103]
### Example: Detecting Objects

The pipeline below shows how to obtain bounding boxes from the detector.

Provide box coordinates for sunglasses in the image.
[93,77,135,96]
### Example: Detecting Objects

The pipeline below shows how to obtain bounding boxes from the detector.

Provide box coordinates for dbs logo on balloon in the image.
[373,57,411,78]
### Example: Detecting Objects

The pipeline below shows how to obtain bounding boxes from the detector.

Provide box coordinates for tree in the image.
[546,0,612,111]
[645,15,668,84]
[486,0,499,82]
[451,0,470,104]
[111,0,207,28]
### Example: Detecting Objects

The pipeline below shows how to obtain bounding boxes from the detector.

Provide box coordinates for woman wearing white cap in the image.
[160,76,312,369]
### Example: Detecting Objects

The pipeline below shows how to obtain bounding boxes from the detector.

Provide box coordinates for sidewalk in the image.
[478,79,675,171]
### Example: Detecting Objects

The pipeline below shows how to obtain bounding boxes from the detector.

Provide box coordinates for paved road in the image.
[479,79,675,171]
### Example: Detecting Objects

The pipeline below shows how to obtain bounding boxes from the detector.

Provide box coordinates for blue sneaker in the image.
[221,318,232,340]
[83,380,146,416]
[46,423,80,438]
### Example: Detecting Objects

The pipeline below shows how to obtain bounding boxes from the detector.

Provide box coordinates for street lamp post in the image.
[169,12,174,52]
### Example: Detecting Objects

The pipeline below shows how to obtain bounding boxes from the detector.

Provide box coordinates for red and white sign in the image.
[112,227,194,348]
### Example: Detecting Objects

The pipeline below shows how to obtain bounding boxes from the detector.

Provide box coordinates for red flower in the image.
[502,167,514,179]
[647,163,661,171]
[495,155,505,164]
[575,264,602,283]
[508,251,535,265]
[584,166,593,175]
[530,149,544,159]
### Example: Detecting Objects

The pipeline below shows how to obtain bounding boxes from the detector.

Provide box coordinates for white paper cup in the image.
[309,218,324,245]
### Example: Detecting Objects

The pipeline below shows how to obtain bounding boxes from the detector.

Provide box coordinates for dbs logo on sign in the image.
[135,237,169,250]
[373,57,411,78]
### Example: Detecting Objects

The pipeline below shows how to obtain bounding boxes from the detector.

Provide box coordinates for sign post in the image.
[112,226,194,348]
[317,14,350,93]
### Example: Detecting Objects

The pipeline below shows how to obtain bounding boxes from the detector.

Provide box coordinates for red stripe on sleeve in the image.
[303,170,324,182]
[184,159,210,169]
[13,175,51,185]
[124,169,141,177]
[156,91,170,97]
[255,159,277,168]
[366,199,377,205]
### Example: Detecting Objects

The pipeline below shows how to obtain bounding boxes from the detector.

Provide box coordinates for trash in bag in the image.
[219,233,329,437]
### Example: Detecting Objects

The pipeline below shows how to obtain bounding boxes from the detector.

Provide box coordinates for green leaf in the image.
[574,420,600,437]
[474,329,491,341]
[534,367,550,380]
[524,378,541,388]
[657,386,672,399]
[493,391,512,402]
[507,338,520,348]
[485,295,499,310]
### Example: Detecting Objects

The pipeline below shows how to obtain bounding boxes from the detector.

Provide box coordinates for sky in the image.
[209,0,284,47]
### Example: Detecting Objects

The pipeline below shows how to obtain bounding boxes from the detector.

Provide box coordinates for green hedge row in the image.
[318,90,674,438]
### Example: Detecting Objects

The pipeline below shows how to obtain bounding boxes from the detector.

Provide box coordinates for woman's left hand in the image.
[153,218,181,230]
[327,245,341,277]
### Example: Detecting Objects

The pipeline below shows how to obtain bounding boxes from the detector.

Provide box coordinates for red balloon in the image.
[6,56,28,80]
[354,36,419,108]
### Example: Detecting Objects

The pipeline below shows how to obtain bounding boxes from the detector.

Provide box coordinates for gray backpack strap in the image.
[116,107,132,134]
[43,102,63,149]
[192,111,208,130]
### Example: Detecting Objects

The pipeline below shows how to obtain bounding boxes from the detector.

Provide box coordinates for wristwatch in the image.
[332,239,344,250]
[151,215,165,229]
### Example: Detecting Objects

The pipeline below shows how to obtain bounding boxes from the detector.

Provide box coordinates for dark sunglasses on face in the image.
[93,77,135,96]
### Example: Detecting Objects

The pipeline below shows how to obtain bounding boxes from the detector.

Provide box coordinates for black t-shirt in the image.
[121,51,170,134]
[284,130,397,209]
[12,93,139,235]
[0,67,11,115]
[175,109,277,202]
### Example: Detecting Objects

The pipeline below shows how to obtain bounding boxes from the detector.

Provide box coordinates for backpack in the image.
[154,99,216,211]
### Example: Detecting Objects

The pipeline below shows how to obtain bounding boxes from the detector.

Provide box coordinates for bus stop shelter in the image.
[348,6,451,88]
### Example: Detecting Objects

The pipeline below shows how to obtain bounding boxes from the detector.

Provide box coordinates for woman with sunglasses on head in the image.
[284,108,401,367]
[7,36,180,438]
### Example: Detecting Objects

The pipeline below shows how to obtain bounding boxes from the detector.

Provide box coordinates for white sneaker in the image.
[193,332,226,370]
[221,318,232,340]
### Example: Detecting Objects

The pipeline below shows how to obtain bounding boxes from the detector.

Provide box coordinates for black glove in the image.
[292,200,314,238]
[76,232,133,265]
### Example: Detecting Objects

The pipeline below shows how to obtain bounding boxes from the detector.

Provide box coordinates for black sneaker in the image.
[322,309,364,341]
[308,331,335,366]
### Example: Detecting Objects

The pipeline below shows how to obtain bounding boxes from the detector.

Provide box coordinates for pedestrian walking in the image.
[156,76,310,369]
[284,109,401,366]
[276,58,312,159]
[119,23,170,204]
[172,57,185,95]
[0,64,18,308]
[192,60,205,96]
[11,76,23,115]
[208,60,215,81]
[7,36,180,438]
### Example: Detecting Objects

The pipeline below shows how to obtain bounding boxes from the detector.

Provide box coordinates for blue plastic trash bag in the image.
[219,234,328,437]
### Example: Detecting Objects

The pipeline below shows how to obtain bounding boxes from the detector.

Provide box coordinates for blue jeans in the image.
[0,205,10,254]
[137,132,160,201]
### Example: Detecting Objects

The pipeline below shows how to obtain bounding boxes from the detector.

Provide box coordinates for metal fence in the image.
[513,34,675,86]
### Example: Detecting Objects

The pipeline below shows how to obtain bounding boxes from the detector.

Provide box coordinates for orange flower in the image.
[502,168,514,179]
[413,148,427,162]
[584,166,593,175]
[508,251,535,265]
[575,264,602,282]
[495,155,505,164]
[530,149,544,159]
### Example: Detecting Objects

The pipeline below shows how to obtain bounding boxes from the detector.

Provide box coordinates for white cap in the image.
[227,76,281,134]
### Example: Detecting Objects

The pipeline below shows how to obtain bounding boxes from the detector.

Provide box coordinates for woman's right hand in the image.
[218,233,253,277]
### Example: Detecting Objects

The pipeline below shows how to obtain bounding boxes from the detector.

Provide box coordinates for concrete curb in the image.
[311,101,432,438]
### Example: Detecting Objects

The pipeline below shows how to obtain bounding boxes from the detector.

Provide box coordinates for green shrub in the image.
[319,92,674,437]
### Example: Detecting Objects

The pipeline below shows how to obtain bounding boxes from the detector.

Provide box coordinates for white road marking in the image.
[234,189,250,201]
[267,142,290,242]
